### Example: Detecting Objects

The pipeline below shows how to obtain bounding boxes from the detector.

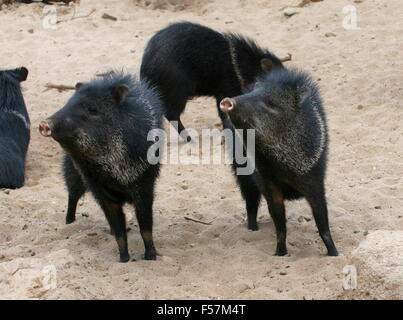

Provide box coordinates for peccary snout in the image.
[39,120,52,137]
[220,98,236,113]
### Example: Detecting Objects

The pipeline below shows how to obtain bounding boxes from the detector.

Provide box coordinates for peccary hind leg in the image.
[305,191,338,256]
[66,193,84,225]
[165,95,191,142]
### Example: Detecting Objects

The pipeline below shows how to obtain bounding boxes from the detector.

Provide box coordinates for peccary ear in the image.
[260,59,273,72]
[112,84,130,104]
[14,67,28,82]
[75,82,84,90]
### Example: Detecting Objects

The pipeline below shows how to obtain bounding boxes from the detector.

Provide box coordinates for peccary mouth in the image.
[39,120,70,141]
[219,98,235,113]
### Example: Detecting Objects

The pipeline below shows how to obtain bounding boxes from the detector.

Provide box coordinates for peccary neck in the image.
[263,106,327,176]
[71,132,150,186]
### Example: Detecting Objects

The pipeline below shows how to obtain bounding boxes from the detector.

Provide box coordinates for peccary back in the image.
[140,21,284,137]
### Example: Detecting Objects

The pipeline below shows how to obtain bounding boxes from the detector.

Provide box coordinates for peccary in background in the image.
[39,73,164,262]
[140,21,284,140]
[220,68,338,256]
[0,67,30,189]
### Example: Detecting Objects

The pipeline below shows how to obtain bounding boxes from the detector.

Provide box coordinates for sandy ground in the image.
[0,0,402,299]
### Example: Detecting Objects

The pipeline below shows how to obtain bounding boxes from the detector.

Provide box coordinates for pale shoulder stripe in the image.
[2,109,30,130]
[227,37,246,93]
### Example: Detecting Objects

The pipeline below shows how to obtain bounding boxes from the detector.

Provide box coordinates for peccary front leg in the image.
[305,191,338,256]
[265,184,288,256]
[66,193,84,225]
[98,200,130,263]
[113,207,130,263]
[63,155,86,224]
[221,113,261,231]
[239,175,261,231]
[134,206,156,261]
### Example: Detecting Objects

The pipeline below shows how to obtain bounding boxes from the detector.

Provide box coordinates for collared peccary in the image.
[0,67,30,189]
[39,73,164,262]
[220,68,338,256]
[140,21,285,140]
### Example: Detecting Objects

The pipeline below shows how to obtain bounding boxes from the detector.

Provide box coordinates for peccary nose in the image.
[220,98,236,113]
[39,120,52,137]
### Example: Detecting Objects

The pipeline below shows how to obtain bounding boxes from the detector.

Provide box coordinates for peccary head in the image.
[220,69,327,175]
[39,73,161,184]
[39,74,132,156]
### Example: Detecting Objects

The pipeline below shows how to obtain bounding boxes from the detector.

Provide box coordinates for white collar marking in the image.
[2,109,30,130]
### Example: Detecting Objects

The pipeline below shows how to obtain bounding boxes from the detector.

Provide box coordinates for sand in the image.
[0,0,402,299]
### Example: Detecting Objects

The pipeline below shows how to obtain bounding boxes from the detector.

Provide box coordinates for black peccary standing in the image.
[0,67,30,189]
[220,68,338,256]
[39,73,164,262]
[140,21,284,140]
[141,21,286,237]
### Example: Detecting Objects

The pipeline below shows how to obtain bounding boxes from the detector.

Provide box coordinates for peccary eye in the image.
[88,107,98,115]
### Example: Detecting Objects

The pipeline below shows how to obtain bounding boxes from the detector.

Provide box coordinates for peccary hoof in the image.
[327,249,339,256]
[65,217,76,224]
[144,251,157,261]
[275,245,288,256]
[248,222,259,231]
[119,253,130,263]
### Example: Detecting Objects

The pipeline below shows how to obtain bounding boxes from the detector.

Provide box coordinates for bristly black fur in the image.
[0,67,30,189]
[223,67,338,257]
[46,72,164,263]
